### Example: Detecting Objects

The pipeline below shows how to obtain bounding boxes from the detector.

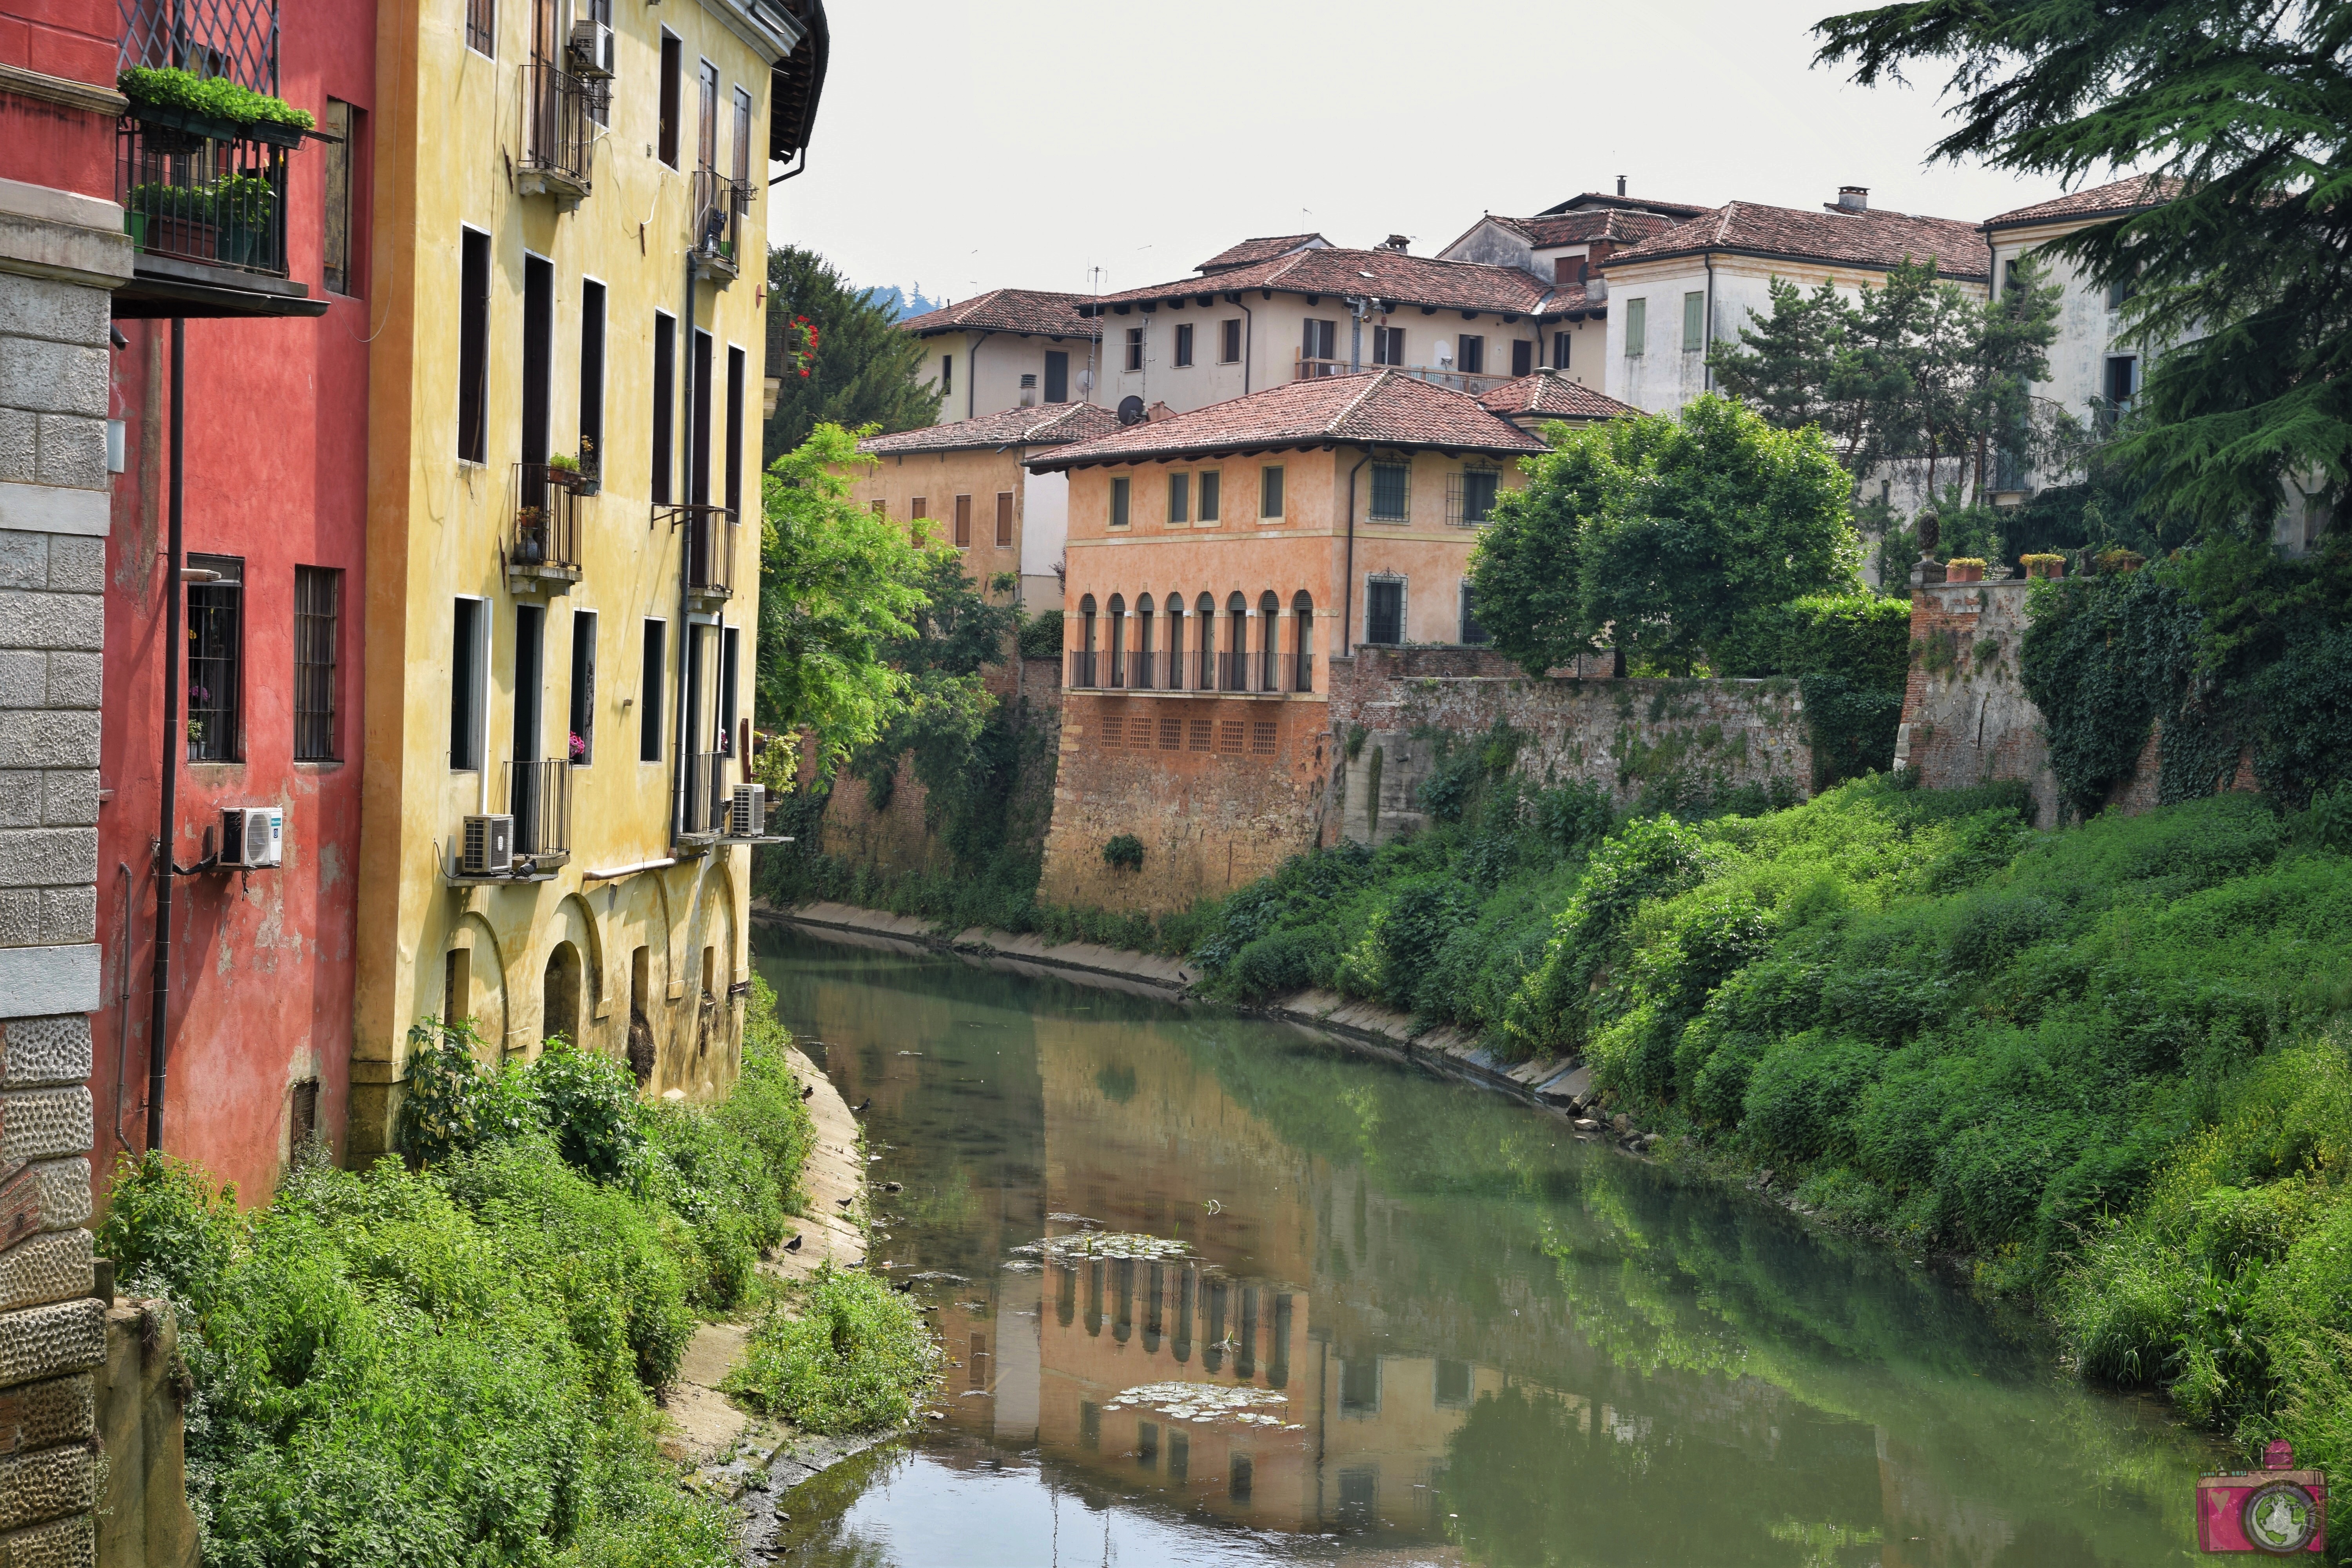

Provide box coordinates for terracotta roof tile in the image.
[1491,210,1681,250]
[1027,371,1545,472]
[1982,175,2181,230]
[858,402,1123,457]
[899,288,1099,339]
[1087,248,1558,319]
[1196,233,1328,273]
[1476,371,1640,423]
[1536,192,1717,220]
[1608,201,1991,282]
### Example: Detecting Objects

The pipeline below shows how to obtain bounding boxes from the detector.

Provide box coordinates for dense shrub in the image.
[100,979,827,1564]
[725,1263,940,1433]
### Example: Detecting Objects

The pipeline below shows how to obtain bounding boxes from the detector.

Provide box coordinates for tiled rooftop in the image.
[1483,209,1682,250]
[1085,247,1559,319]
[1535,192,1716,220]
[1982,175,2181,230]
[898,288,1100,339]
[1608,200,1991,281]
[1476,371,1640,423]
[1196,233,1328,272]
[1027,370,1546,471]
[857,402,1123,456]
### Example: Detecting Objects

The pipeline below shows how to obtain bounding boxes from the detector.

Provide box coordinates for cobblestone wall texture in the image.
[0,1372,93,1455]
[1326,648,1815,846]
[0,1512,97,1568]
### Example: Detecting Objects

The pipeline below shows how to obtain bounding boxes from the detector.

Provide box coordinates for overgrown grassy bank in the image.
[1188,767,2352,1472]
[97,980,929,1567]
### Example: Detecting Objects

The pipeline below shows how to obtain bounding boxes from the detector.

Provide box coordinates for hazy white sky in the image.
[767,0,2096,304]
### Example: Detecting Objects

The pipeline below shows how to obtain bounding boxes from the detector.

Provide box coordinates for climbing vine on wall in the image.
[2020,540,2352,817]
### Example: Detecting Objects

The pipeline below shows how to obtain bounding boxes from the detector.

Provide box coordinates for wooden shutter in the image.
[995,492,1013,547]
[955,494,971,546]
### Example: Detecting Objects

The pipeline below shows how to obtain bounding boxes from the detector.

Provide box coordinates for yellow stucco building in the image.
[350,0,825,1155]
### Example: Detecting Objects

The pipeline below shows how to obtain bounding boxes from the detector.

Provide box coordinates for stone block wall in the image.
[1326,647,1814,846]
[1895,579,2060,824]
[0,172,129,1568]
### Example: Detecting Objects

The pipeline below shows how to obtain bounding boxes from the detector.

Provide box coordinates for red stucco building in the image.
[93,0,373,1204]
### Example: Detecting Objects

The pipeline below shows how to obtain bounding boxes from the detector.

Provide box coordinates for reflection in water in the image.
[754,927,2210,1568]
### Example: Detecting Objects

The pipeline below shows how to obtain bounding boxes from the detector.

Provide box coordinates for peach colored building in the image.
[849,402,1119,606]
[1025,371,1549,909]
[898,288,1100,425]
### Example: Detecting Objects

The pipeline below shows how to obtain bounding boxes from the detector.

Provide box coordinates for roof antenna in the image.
[1617,175,1627,197]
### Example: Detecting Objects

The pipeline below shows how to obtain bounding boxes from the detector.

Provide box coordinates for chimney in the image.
[1835,185,1868,212]
[1615,175,1627,197]
[1379,234,1409,253]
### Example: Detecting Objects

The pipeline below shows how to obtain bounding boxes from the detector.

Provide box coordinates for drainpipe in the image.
[673,245,696,844]
[1235,295,1254,395]
[1701,255,1716,394]
[145,318,185,1154]
[1341,448,1371,656]
[967,329,991,420]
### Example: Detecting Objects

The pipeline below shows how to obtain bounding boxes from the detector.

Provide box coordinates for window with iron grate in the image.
[188,555,243,762]
[294,566,340,760]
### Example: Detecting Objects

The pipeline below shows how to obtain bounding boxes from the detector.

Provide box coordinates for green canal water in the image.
[751,924,2213,1567]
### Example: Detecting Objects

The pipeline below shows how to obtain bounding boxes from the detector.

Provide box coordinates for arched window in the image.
[1291,591,1315,692]
[1258,590,1279,692]
[1225,592,1248,692]
[1136,595,1156,689]
[1076,594,1097,688]
[1107,594,1126,688]
[1164,596,1185,691]
[1195,592,1216,688]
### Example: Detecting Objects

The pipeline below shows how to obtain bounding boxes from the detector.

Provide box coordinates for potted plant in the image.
[1944,556,1987,584]
[2021,553,2065,580]
[127,180,218,260]
[213,173,274,267]
[516,506,546,564]
[118,66,316,148]
[575,435,601,496]
[547,452,586,492]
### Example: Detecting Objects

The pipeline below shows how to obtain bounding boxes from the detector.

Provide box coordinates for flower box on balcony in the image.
[1944,558,1986,584]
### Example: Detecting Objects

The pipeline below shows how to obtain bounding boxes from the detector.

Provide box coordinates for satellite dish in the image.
[1076,369,1094,395]
[1117,396,1146,426]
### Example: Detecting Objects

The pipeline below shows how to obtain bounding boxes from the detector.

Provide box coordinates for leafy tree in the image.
[850,554,1021,815]
[755,423,930,788]
[1710,255,2069,508]
[763,247,942,464]
[1472,396,1863,679]
[1814,0,2352,537]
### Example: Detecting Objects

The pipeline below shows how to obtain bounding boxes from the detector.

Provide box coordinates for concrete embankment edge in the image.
[759,900,1596,1118]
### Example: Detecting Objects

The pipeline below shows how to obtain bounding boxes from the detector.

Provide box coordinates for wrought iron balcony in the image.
[506,464,584,595]
[506,757,572,867]
[658,504,736,606]
[1066,651,1097,689]
[118,110,292,278]
[519,61,598,203]
[690,169,750,280]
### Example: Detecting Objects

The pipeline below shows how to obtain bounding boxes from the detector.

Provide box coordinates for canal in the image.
[753,924,2210,1567]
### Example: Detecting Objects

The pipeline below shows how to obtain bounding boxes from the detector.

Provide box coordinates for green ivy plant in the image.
[119,65,315,131]
[1103,833,1145,871]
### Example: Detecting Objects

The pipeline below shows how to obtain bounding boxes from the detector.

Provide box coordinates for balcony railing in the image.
[118,110,292,277]
[690,169,750,279]
[1127,652,1157,690]
[682,750,728,837]
[520,61,597,200]
[1294,354,1508,395]
[1292,653,1314,693]
[1066,651,1097,689]
[655,505,736,603]
[506,757,572,865]
[508,463,584,592]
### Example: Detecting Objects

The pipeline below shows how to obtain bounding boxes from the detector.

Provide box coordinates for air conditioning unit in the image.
[461,814,514,876]
[727,783,766,838]
[218,806,283,869]
[568,19,615,78]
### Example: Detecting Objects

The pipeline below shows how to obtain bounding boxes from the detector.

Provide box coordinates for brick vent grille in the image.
[1159,717,1181,750]
[1218,720,1245,754]
[1189,720,1212,751]
[1250,722,1277,755]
